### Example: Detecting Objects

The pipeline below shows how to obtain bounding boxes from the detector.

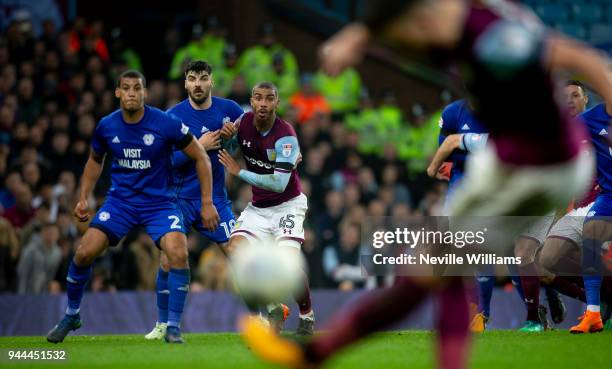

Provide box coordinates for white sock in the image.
[66,307,80,316]
[587,305,600,313]
[299,310,314,320]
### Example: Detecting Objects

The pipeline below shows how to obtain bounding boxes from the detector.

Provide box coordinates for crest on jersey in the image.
[143,134,155,146]
[99,211,110,222]
[266,149,277,161]
[222,116,231,124]
[282,143,293,157]
[180,123,189,135]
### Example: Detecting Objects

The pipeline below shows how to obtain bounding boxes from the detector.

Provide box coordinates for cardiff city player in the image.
[217,81,315,336]
[570,98,612,333]
[144,61,243,340]
[46,70,219,344]
[240,1,612,368]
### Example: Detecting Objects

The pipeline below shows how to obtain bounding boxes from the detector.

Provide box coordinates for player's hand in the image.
[435,162,452,181]
[73,199,89,222]
[199,130,221,151]
[319,23,370,76]
[218,149,241,176]
[220,122,237,140]
[201,201,220,232]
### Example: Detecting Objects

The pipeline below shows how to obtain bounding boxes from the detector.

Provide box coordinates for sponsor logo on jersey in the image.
[282,143,293,157]
[143,134,155,146]
[266,149,277,161]
[244,155,274,169]
[461,123,471,130]
[180,123,189,135]
[242,140,251,148]
[112,136,120,143]
[599,128,608,136]
[99,211,110,221]
[223,116,231,124]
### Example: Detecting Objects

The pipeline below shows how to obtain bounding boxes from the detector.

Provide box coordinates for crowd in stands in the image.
[0,14,449,294]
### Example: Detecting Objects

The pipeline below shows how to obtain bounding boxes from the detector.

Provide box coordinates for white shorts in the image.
[231,193,308,248]
[546,202,594,247]
[520,213,555,245]
[449,145,593,217]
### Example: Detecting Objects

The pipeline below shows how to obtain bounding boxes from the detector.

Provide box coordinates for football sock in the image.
[437,278,470,369]
[294,270,313,315]
[65,260,92,316]
[156,268,169,323]
[306,277,428,363]
[519,263,540,322]
[507,263,525,301]
[167,268,190,328]
[582,237,602,310]
[475,274,494,318]
[549,276,585,302]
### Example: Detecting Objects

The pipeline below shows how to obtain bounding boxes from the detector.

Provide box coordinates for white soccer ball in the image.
[231,242,305,305]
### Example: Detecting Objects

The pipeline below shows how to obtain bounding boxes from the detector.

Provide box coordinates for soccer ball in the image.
[231,242,305,305]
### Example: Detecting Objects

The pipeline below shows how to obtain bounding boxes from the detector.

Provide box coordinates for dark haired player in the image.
[144,61,244,340]
[241,1,612,368]
[218,82,315,336]
[46,70,219,344]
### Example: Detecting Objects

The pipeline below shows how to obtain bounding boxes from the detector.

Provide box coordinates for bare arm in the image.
[427,134,461,178]
[181,136,220,231]
[547,36,612,113]
[74,150,105,222]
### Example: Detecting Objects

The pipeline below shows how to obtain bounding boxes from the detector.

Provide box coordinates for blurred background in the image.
[1,0,611,295]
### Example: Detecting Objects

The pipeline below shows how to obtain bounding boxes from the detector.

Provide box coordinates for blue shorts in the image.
[90,197,186,246]
[584,193,612,223]
[177,197,235,244]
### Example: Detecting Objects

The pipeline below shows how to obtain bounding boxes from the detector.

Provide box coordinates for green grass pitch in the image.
[0,330,610,369]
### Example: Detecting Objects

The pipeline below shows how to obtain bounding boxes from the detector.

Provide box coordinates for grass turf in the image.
[0,330,609,369]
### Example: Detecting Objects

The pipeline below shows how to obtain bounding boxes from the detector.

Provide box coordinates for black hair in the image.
[184,60,213,76]
[566,80,587,95]
[251,81,278,97]
[116,69,146,88]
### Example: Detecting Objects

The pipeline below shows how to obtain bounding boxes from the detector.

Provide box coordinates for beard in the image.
[189,87,211,105]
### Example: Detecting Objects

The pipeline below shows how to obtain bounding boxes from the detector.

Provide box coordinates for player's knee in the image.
[514,238,538,263]
[227,235,249,256]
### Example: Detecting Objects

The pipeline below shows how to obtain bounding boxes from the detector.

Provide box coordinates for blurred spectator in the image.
[109,27,142,71]
[271,52,298,114]
[226,74,251,108]
[0,218,19,291]
[314,191,344,248]
[197,245,231,291]
[17,222,61,293]
[237,22,298,89]
[129,232,160,290]
[323,222,365,290]
[290,73,330,124]
[313,67,361,115]
[2,183,35,229]
[0,171,22,212]
[214,44,240,97]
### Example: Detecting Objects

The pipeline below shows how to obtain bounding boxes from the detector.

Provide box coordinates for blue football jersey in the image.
[91,105,191,204]
[438,99,488,187]
[580,104,612,194]
[167,97,244,201]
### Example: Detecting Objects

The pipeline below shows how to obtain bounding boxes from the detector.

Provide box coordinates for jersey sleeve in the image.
[459,133,489,152]
[274,136,300,172]
[164,112,193,150]
[91,120,108,156]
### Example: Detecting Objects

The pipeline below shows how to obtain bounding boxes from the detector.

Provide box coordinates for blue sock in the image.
[507,264,525,301]
[476,275,494,318]
[582,237,603,307]
[156,268,169,323]
[167,268,190,328]
[65,261,92,316]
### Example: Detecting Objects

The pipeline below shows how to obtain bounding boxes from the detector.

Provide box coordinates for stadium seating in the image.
[571,3,603,23]
[589,23,612,43]
[555,22,588,40]
[535,3,570,23]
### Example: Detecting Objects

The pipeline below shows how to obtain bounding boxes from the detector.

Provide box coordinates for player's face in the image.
[185,70,213,104]
[115,77,146,113]
[564,85,588,117]
[251,87,279,121]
